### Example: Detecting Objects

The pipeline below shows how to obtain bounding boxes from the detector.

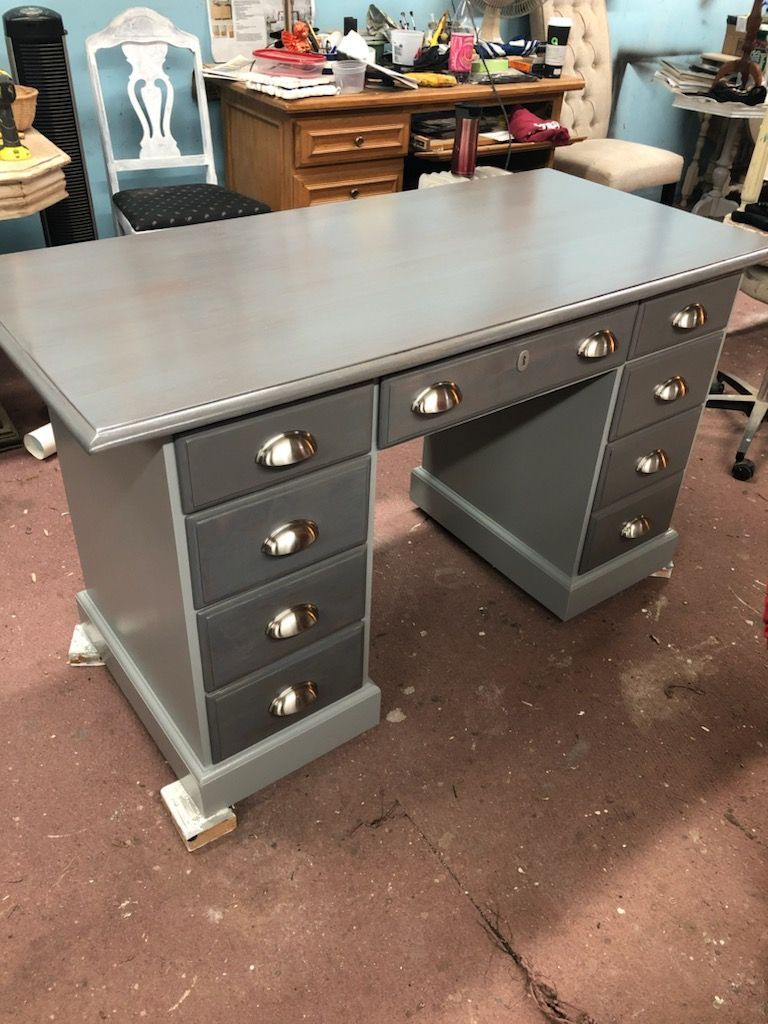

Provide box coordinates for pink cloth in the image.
[508,107,570,145]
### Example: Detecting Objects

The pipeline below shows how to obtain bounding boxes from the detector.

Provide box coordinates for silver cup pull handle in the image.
[653,376,688,403]
[256,430,317,468]
[672,303,706,331]
[620,515,651,540]
[266,603,319,640]
[270,681,319,717]
[635,449,669,476]
[411,381,462,416]
[262,519,319,557]
[577,329,618,359]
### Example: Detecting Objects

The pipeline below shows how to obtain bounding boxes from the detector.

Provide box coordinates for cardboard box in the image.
[723,14,746,57]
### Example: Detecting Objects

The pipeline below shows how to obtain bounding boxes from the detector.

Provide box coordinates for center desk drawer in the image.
[187,457,371,607]
[294,113,410,167]
[197,545,367,691]
[379,306,637,447]
[176,385,374,512]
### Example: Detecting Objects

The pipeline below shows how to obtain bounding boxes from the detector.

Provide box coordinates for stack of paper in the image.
[655,57,719,94]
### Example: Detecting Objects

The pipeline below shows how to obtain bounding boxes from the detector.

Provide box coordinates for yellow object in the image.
[404,71,457,87]
[0,144,32,160]
[429,10,448,46]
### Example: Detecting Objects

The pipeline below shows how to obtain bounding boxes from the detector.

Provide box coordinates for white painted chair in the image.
[85,7,270,234]
[530,0,683,202]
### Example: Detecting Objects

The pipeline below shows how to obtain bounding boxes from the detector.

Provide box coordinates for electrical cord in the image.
[453,1,544,170]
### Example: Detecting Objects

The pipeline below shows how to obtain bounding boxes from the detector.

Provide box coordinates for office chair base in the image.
[706,368,768,477]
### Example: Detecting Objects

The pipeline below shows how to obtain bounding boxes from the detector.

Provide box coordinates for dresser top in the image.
[2,170,767,452]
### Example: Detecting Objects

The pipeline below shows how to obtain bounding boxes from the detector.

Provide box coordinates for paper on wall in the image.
[207,0,315,63]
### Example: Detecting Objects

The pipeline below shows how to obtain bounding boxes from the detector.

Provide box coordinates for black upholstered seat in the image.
[112,183,271,233]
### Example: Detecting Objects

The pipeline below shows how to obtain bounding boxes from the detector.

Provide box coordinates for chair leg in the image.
[735,396,768,461]
[660,182,677,206]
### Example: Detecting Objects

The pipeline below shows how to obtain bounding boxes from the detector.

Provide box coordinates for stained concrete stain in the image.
[620,637,720,729]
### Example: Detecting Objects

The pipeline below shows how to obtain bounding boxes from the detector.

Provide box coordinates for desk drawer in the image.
[293,160,403,207]
[580,472,684,574]
[206,624,365,763]
[594,408,701,510]
[379,305,636,447]
[198,545,367,691]
[610,333,722,440]
[632,275,739,357]
[294,114,409,167]
[187,458,371,607]
[176,385,374,512]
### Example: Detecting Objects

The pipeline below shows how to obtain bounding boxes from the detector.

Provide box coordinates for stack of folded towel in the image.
[245,71,338,99]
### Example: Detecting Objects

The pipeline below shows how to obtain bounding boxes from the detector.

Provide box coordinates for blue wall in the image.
[0,0,741,254]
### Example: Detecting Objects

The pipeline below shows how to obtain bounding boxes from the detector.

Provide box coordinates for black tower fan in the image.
[4,6,96,244]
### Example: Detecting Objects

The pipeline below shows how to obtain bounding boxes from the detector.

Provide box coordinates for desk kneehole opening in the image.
[270,681,319,717]
[620,515,652,541]
[266,602,320,640]
[256,429,318,468]
[653,376,688,403]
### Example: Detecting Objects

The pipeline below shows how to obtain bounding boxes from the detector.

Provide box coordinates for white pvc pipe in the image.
[23,422,56,460]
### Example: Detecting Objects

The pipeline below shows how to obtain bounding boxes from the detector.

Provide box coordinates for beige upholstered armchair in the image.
[530,0,683,201]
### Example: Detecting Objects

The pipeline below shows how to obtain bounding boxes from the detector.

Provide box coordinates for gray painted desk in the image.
[2,171,767,838]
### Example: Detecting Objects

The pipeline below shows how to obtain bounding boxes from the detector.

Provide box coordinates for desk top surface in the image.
[2,170,767,453]
[219,75,584,114]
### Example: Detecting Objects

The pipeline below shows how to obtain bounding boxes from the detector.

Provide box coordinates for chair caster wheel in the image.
[709,379,725,395]
[731,458,755,481]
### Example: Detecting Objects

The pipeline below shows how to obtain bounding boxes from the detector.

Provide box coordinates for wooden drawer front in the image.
[632,275,739,357]
[379,305,637,447]
[580,472,684,574]
[293,160,403,207]
[610,333,722,441]
[198,545,367,691]
[187,458,371,607]
[294,114,409,167]
[176,385,374,512]
[207,624,365,763]
[594,408,701,510]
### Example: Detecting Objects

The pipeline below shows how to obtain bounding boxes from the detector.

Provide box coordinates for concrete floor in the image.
[1,294,766,1024]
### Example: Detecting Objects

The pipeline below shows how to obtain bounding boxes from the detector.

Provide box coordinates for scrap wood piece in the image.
[160,780,236,852]
[67,622,105,667]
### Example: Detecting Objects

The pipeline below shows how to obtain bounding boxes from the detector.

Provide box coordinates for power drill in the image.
[0,69,31,162]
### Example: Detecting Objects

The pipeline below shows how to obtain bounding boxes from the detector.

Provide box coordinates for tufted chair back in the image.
[529,0,612,139]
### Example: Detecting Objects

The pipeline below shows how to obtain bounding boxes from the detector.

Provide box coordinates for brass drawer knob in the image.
[635,448,669,476]
[653,376,688,403]
[256,430,317,468]
[354,135,365,147]
[411,381,463,416]
[270,681,319,717]
[266,602,319,640]
[350,187,360,199]
[577,329,617,359]
[620,515,651,540]
[262,519,319,557]
[672,303,706,331]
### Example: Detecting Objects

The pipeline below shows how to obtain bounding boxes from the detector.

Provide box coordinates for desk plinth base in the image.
[75,590,382,838]
[411,468,679,621]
